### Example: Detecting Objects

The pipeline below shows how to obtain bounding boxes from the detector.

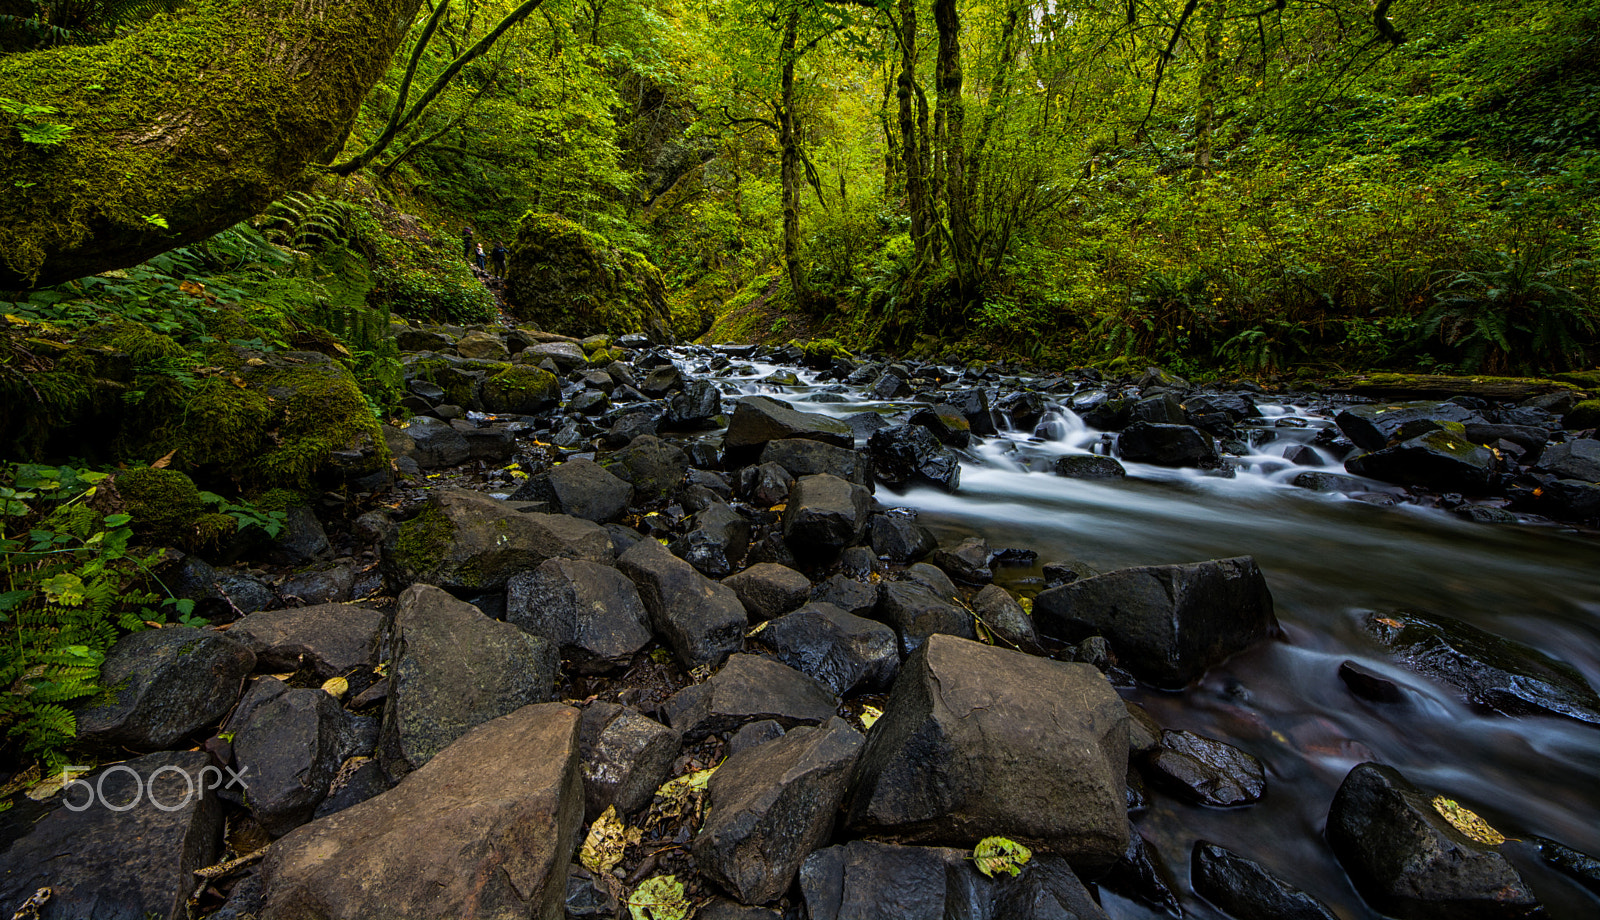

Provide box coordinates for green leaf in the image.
[972,836,1032,878]
[102,513,132,527]
[0,589,33,612]
[627,875,689,920]
[39,573,87,606]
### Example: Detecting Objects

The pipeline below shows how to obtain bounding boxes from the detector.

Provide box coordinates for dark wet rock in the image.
[869,424,961,492]
[453,421,517,463]
[1131,393,1186,425]
[1327,762,1540,920]
[1339,659,1408,704]
[1118,421,1220,468]
[842,409,893,442]
[267,505,330,565]
[457,331,509,361]
[1283,444,1322,466]
[661,654,839,740]
[671,501,751,578]
[1292,470,1376,493]
[1529,477,1600,522]
[930,535,992,584]
[641,363,684,396]
[1186,393,1260,434]
[1535,438,1600,482]
[971,584,1038,651]
[568,388,611,416]
[313,759,388,819]
[508,457,634,523]
[760,437,873,488]
[524,341,587,371]
[1082,398,1131,431]
[738,461,794,506]
[76,627,254,750]
[729,719,786,755]
[1336,401,1478,452]
[227,604,383,679]
[1455,504,1521,525]
[801,841,985,920]
[378,585,559,779]
[577,702,680,820]
[506,558,653,668]
[276,564,355,607]
[1042,559,1095,589]
[871,371,912,399]
[617,537,748,669]
[1531,836,1600,895]
[564,867,619,919]
[600,406,663,449]
[665,379,721,427]
[695,900,782,919]
[846,635,1131,870]
[397,327,453,352]
[725,395,854,463]
[226,686,344,836]
[868,512,937,563]
[1143,730,1266,807]
[0,751,223,920]
[1465,423,1549,455]
[723,562,812,621]
[905,561,961,601]
[1347,429,1496,492]
[989,855,1112,920]
[1033,556,1277,689]
[878,578,975,655]
[694,717,865,903]
[1192,841,1338,920]
[907,404,972,448]
[387,488,613,592]
[1053,454,1126,479]
[404,415,471,468]
[1100,826,1182,917]
[948,387,998,436]
[997,391,1047,430]
[1365,609,1600,724]
[262,703,583,920]
[813,573,881,617]
[784,473,872,558]
[600,434,688,502]
[752,601,900,695]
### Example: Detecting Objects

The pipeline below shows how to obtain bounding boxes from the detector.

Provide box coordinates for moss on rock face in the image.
[113,466,232,549]
[241,352,387,488]
[504,212,671,340]
[392,503,456,579]
[1564,399,1600,430]
[481,365,559,415]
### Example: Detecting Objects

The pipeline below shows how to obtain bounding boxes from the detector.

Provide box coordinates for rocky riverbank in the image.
[2,324,1598,920]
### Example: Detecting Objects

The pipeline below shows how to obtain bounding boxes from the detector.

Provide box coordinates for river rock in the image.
[931,535,992,584]
[641,364,683,396]
[813,573,881,616]
[998,390,1047,430]
[907,404,972,448]
[599,434,687,502]
[802,842,980,920]
[1326,762,1540,919]
[1292,470,1374,493]
[878,578,975,655]
[846,635,1130,871]
[509,458,634,523]
[404,415,471,468]
[868,424,961,492]
[568,389,610,416]
[1186,393,1260,433]
[739,461,794,506]
[577,702,680,820]
[453,421,517,463]
[1535,438,1600,481]
[694,717,865,903]
[226,603,384,679]
[760,438,873,487]
[1531,836,1600,894]
[1053,454,1127,479]
[723,562,812,620]
[76,626,254,750]
[524,341,587,371]
[226,685,344,836]
[784,473,872,558]
[1346,429,1496,492]
[1131,393,1186,425]
[665,379,721,427]
[989,856,1112,920]
[617,537,748,669]
[0,751,223,920]
[1032,556,1277,689]
[482,365,561,414]
[1118,421,1220,468]
[1364,609,1600,724]
[456,330,508,360]
[378,585,559,779]
[724,395,854,463]
[868,512,937,563]
[261,703,583,920]
[1098,824,1182,916]
[1143,729,1266,807]
[661,653,839,739]
[1191,841,1338,920]
[505,558,653,668]
[945,387,997,436]
[971,584,1038,651]
[1336,401,1477,451]
[671,501,750,578]
[1530,477,1600,522]
[600,407,662,449]
[751,601,900,695]
[387,488,613,592]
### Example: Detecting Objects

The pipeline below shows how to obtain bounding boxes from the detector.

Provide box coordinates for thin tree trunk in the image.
[1194,0,1225,175]
[934,0,970,286]
[779,5,808,308]
[896,0,930,264]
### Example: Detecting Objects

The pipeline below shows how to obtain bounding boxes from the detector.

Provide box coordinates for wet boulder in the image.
[694,718,865,904]
[1534,438,1600,482]
[783,473,873,559]
[599,434,688,503]
[846,635,1131,871]
[722,562,812,621]
[378,585,559,779]
[1033,556,1277,689]
[1191,841,1338,920]
[76,627,254,750]
[760,438,873,488]
[522,341,587,372]
[0,752,224,920]
[481,365,560,415]
[506,559,653,668]
[997,390,1047,430]
[868,424,961,492]
[1185,393,1260,434]
[401,415,470,468]
[1099,825,1182,916]
[225,684,345,836]
[947,387,998,436]
[578,702,680,820]
[907,404,972,448]
[225,603,383,680]
[661,654,839,740]
[508,458,634,523]
[504,211,672,339]
[930,535,992,584]
[1292,470,1377,494]
[971,584,1038,651]
[801,842,985,920]
[262,703,584,920]
[1117,421,1220,468]
[878,578,975,655]
[1346,429,1496,492]
[640,363,684,396]
[1365,609,1600,725]
[617,537,748,669]
[1131,393,1186,426]
[751,601,900,695]
[868,512,937,563]
[672,501,751,578]
[724,395,853,463]
[1143,730,1266,807]
[1053,454,1126,480]
[738,461,794,507]
[1336,401,1478,452]
[1326,762,1540,919]
[813,573,881,617]
[599,406,662,449]
[665,379,722,427]
[1529,478,1600,522]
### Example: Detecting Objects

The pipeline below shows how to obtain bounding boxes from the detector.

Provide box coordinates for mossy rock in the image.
[78,320,187,363]
[1566,399,1600,430]
[481,365,559,415]
[114,466,232,549]
[504,212,671,341]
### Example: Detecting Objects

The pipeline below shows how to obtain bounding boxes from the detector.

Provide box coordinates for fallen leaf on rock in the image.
[627,874,689,920]
[973,836,1032,877]
[1432,795,1506,845]
[581,806,641,876]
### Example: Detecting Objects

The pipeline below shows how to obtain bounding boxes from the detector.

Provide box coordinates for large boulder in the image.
[617,537,748,669]
[504,212,671,340]
[506,559,653,668]
[665,379,723,427]
[1336,401,1478,452]
[509,458,633,523]
[480,365,560,415]
[1117,421,1220,468]
[1326,762,1540,919]
[1346,429,1497,492]
[877,578,975,656]
[751,601,900,696]
[0,751,224,920]
[1143,730,1266,808]
[1535,438,1600,482]
[722,562,812,621]
[599,435,688,503]
[846,635,1130,871]
[724,396,854,463]
[783,473,872,559]
[386,488,613,592]
[76,626,254,750]
[694,717,865,903]
[761,438,873,488]
[670,501,750,578]
[868,424,961,492]
[661,654,839,739]
[577,702,680,821]
[378,585,560,779]
[225,683,345,836]
[226,604,384,680]
[1033,556,1278,689]
[868,512,937,563]
[262,703,584,920]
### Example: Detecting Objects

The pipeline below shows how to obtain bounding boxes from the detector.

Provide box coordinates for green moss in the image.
[799,338,853,363]
[504,212,671,339]
[249,357,386,488]
[78,320,187,363]
[394,503,454,577]
[481,365,558,415]
[253,488,305,512]
[166,376,274,468]
[1565,399,1600,429]
[114,466,209,548]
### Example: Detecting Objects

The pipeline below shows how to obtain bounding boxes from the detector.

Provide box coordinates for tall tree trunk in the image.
[896,0,930,264]
[0,0,425,289]
[879,64,901,199]
[1194,0,1225,175]
[779,5,808,308]
[934,0,970,287]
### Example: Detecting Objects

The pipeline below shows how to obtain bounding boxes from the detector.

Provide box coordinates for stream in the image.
[679,348,1600,919]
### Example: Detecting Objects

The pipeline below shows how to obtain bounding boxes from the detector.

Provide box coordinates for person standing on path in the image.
[475,243,487,270]
[462,226,474,261]
[491,242,507,278]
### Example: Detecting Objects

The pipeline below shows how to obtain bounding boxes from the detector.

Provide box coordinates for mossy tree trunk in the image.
[0,0,424,290]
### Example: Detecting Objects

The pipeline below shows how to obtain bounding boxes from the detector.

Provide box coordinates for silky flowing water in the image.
[683,350,1600,919]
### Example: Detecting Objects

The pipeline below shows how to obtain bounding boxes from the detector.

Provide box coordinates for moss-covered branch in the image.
[0,0,425,289]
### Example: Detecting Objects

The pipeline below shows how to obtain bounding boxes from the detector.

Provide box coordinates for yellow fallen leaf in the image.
[580,806,639,876]
[628,875,689,920]
[1432,796,1505,845]
[321,676,349,698]
[150,449,177,469]
[972,836,1032,877]
[859,705,883,730]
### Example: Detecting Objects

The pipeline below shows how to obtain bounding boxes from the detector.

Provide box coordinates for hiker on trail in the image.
[462,226,474,261]
[475,243,487,270]
[491,242,507,278]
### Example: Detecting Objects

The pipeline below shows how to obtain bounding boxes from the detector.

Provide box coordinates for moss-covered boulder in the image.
[112,466,235,550]
[1565,399,1600,430]
[481,365,559,415]
[504,212,671,341]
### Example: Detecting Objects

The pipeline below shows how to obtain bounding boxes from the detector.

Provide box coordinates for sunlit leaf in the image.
[627,874,689,920]
[973,836,1032,878]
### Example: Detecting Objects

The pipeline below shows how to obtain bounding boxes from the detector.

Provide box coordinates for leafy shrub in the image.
[1421,239,1596,373]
